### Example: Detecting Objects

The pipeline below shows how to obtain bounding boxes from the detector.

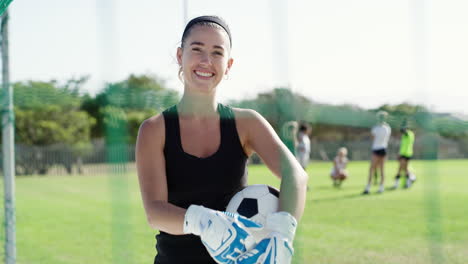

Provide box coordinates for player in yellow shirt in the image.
[393,121,416,189]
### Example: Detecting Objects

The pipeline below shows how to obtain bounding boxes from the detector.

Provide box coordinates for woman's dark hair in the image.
[299,123,310,133]
[181,16,232,48]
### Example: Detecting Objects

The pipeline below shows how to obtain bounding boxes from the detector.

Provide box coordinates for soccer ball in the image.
[406,172,417,188]
[409,172,416,182]
[226,184,280,242]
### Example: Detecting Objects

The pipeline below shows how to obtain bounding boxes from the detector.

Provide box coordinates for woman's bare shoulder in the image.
[138,113,166,145]
[231,107,263,123]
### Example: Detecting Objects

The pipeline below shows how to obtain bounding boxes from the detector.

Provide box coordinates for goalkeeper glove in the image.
[184,205,263,264]
[236,212,297,264]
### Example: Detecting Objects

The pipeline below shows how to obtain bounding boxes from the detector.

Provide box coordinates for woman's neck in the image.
[177,92,218,118]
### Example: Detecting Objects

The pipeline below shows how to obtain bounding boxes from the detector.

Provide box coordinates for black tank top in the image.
[155,104,248,264]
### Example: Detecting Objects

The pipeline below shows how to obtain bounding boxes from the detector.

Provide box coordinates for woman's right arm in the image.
[136,115,186,235]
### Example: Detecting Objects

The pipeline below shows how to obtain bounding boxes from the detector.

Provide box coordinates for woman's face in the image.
[177,25,233,94]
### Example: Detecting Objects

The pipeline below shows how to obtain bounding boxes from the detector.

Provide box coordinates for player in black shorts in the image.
[372,148,387,157]
[393,122,416,189]
[363,111,391,194]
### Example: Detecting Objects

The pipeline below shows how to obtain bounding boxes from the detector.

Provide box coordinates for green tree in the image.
[82,74,179,139]
[15,105,94,146]
[230,88,374,131]
[13,77,88,110]
[230,89,468,159]
[11,78,95,175]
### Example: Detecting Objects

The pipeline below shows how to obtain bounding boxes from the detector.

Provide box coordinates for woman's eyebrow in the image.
[190,41,204,46]
[190,42,225,51]
[213,45,224,51]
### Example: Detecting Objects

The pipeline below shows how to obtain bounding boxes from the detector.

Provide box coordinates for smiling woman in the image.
[136,15,308,264]
[176,16,232,95]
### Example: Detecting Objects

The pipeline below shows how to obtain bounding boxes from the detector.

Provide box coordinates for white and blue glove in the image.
[184,205,263,264]
[236,212,297,264]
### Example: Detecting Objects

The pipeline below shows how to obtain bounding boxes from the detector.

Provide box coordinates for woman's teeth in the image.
[195,71,214,77]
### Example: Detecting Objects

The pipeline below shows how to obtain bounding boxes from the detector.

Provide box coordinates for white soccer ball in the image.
[226,184,280,243]
[409,172,417,182]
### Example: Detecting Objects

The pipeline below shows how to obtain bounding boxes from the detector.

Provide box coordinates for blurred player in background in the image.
[363,111,391,194]
[296,123,311,191]
[281,120,299,156]
[296,123,311,170]
[330,147,349,187]
[393,120,416,189]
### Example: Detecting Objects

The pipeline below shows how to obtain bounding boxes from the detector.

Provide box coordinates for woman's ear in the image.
[225,57,234,75]
[176,47,183,66]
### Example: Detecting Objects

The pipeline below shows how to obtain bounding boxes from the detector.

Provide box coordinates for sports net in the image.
[2,1,468,264]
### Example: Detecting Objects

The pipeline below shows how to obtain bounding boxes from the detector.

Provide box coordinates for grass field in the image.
[1,159,467,264]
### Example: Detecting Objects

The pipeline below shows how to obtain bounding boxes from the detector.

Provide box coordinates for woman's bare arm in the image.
[136,114,186,234]
[235,109,308,220]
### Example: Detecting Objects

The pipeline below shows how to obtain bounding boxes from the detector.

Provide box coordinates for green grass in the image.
[1,160,468,263]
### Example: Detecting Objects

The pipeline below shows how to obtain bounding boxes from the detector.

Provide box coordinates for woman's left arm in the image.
[235,109,308,220]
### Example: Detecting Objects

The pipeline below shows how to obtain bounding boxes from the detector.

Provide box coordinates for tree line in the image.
[229,88,468,160]
[5,74,178,175]
[2,74,467,175]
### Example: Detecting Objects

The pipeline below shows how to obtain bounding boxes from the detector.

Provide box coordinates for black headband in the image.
[182,16,232,47]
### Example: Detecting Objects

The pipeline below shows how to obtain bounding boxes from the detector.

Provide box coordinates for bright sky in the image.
[8,0,468,115]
